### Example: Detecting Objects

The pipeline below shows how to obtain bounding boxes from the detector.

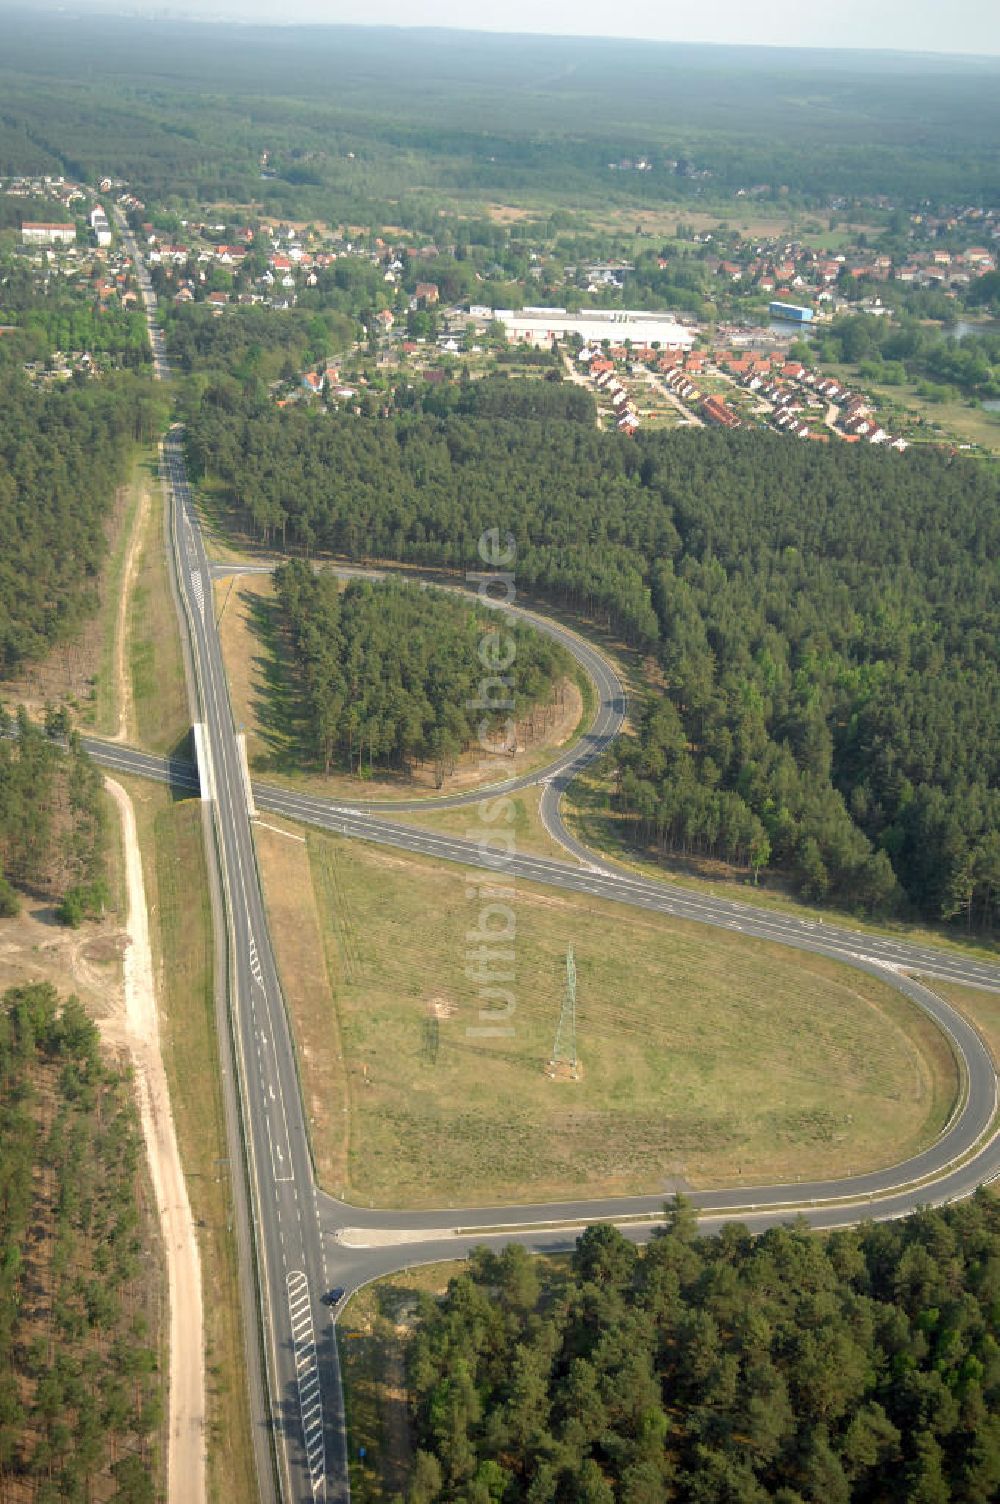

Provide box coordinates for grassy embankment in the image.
[255,815,958,1209]
[336,1262,461,1504]
[929,981,1000,1076]
[87,453,148,735]
[126,455,193,754]
[121,443,258,1501]
[125,777,258,1504]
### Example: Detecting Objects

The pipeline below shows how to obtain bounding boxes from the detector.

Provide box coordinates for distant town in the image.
[3,171,999,456]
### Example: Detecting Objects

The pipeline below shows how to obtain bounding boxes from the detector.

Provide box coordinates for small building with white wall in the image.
[90,205,112,248]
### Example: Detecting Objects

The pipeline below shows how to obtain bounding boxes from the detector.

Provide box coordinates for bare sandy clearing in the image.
[106,778,206,1504]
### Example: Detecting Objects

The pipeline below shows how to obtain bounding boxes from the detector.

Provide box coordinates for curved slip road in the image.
[112,210,1000,1501]
[89,493,1000,1502]
[206,558,628,818]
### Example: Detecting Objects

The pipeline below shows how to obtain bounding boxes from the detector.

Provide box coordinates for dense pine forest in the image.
[403,1197,1000,1504]
[275,563,574,781]
[0,712,109,922]
[1,16,998,209]
[185,382,1000,927]
[0,982,162,1503]
[0,368,164,677]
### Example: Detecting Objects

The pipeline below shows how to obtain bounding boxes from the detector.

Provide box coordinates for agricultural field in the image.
[256,819,957,1208]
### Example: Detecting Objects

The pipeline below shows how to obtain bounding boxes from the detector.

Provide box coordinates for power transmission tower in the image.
[548,945,579,1079]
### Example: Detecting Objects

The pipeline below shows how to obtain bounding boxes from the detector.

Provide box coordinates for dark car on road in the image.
[322,1287,345,1307]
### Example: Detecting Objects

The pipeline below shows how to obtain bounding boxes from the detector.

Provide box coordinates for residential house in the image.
[701,395,740,429]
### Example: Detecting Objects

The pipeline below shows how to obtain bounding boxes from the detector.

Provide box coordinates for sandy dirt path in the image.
[112,476,151,742]
[105,778,207,1504]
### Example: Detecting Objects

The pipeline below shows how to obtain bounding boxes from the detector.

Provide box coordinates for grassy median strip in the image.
[89,456,146,736]
[125,777,258,1504]
[128,455,192,755]
[255,820,957,1209]
[926,981,1000,1074]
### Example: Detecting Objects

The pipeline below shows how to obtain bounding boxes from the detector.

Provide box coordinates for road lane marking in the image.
[285,1271,326,1498]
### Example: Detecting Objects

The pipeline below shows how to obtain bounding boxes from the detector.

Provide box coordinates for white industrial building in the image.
[20,221,77,247]
[493,307,696,350]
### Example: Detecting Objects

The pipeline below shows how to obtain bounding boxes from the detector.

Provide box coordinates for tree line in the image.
[275,562,573,782]
[814,315,1000,401]
[0,366,165,677]
[0,711,109,923]
[184,382,999,927]
[0,982,161,1504]
[400,1196,1000,1504]
[163,302,352,385]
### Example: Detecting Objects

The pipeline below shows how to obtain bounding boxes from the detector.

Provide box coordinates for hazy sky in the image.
[33,2,1000,57]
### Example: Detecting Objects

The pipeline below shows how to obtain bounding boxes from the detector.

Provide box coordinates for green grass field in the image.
[87,455,145,736]
[128,462,192,755]
[260,822,958,1208]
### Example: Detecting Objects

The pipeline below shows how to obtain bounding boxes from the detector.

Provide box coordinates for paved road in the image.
[85,731,1000,999]
[113,212,1000,1503]
[117,211,342,1503]
[207,557,628,818]
[163,434,346,1503]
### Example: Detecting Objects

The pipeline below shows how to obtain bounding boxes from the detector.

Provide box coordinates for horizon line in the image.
[4,8,1000,63]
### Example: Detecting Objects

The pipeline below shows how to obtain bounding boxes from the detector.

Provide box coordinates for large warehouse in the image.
[493,307,696,349]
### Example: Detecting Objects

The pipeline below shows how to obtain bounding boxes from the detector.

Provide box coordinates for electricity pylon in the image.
[548,945,578,1079]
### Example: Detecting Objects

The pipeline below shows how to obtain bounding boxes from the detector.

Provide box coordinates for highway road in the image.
[163,434,347,1503]
[113,210,1000,1503]
[117,210,344,1503]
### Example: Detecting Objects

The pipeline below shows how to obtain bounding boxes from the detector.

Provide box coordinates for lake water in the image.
[767,319,814,340]
[981,398,1000,412]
